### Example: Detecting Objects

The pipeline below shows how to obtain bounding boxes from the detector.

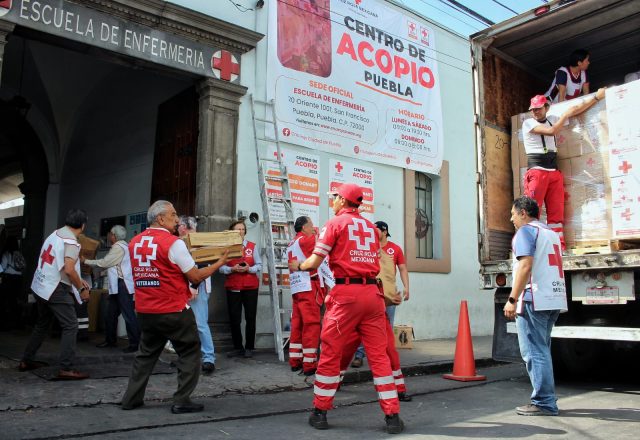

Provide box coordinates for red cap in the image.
[529,95,548,110]
[328,183,364,206]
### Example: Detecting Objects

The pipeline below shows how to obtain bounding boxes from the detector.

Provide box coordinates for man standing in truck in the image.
[545,49,591,102]
[521,87,605,250]
[504,196,567,416]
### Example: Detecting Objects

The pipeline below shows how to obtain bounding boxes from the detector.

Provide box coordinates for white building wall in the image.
[171,0,493,338]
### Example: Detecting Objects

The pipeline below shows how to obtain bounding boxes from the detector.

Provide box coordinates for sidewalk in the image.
[0,330,493,411]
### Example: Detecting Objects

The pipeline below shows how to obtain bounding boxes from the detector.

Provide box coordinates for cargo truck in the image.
[470,0,640,373]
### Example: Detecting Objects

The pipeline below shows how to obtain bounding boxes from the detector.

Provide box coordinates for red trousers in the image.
[313,285,400,415]
[523,168,565,248]
[288,280,323,373]
[339,312,407,393]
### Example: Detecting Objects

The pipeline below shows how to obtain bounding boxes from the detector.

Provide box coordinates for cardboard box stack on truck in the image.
[470,0,640,374]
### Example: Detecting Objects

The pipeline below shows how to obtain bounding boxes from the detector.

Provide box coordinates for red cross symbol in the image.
[273,151,283,159]
[409,22,416,32]
[619,161,632,174]
[586,157,595,167]
[133,237,157,267]
[547,244,564,279]
[422,29,428,38]
[335,162,343,173]
[348,218,376,251]
[40,244,55,269]
[622,208,632,221]
[211,50,240,82]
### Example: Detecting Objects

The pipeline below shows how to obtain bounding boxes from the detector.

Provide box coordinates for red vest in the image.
[224,241,260,291]
[129,228,190,313]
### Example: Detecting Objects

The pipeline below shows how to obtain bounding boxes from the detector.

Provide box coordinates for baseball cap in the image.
[328,183,364,206]
[374,221,390,237]
[529,95,548,110]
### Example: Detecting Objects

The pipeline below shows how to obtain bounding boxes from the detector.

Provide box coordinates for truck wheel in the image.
[552,339,603,378]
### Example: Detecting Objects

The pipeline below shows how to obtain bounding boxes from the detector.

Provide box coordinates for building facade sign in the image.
[1,0,241,81]
[267,0,444,174]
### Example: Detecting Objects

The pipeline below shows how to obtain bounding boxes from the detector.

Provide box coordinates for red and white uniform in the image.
[31,229,82,304]
[312,208,399,416]
[129,228,193,313]
[223,241,260,291]
[339,240,408,394]
[545,66,588,103]
[287,232,324,373]
[522,114,565,249]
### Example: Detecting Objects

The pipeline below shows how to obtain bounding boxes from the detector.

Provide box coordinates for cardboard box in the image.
[185,231,244,263]
[78,234,100,275]
[190,244,244,263]
[393,325,414,349]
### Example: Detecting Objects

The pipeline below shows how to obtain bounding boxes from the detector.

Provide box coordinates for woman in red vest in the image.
[219,220,262,358]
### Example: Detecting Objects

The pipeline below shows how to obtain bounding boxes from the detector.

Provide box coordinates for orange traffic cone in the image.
[443,300,486,382]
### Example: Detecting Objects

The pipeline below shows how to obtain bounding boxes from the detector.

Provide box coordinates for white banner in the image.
[267,0,444,175]
[264,146,321,225]
[329,158,374,220]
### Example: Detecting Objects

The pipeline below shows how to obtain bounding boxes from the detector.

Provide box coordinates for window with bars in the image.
[415,172,433,259]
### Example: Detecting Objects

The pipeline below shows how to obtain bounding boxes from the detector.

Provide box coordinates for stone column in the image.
[195,78,247,232]
[0,21,15,85]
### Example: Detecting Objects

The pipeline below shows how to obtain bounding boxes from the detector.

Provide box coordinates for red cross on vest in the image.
[547,244,564,279]
[211,50,239,82]
[133,237,157,266]
[40,244,55,269]
[619,161,632,174]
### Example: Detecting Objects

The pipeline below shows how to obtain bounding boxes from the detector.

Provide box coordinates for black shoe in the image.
[308,408,329,430]
[385,413,404,434]
[398,392,413,402]
[122,346,138,354]
[202,362,216,374]
[243,349,254,358]
[226,349,244,358]
[96,341,117,348]
[18,360,49,372]
[171,402,204,414]
[303,368,316,377]
[121,401,144,410]
[291,365,302,372]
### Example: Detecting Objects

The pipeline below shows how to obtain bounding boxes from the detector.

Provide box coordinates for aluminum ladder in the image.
[250,94,295,362]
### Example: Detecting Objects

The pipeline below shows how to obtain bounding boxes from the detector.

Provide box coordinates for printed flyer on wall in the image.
[267,0,444,175]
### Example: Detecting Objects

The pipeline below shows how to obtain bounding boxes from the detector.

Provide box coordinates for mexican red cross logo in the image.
[211,50,240,82]
[421,27,429,45]
[133,236,157,267]
[40,244,55,269]
[547,244,564,279]
[619,161,632,174]
[0,1,12,18]
[386,247,395,255]
[245,248,253,257]
[407,21,417,39]
[335,162,343,173]
[348,218,376,251]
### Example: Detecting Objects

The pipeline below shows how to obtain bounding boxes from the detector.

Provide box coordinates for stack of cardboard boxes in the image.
[512,95,611,251]
[606,80,640,241]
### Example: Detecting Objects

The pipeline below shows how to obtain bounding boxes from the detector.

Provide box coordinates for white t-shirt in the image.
[522,114,560,155]
[168,239,196,273]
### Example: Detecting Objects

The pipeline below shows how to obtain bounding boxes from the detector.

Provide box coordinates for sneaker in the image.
[202,362,216,374]
[398,392,413,402]
[385,413,405,434]
[351,357,363,368]
[164,342,176,354]
[516,404,557,416]
[308,408,329,430]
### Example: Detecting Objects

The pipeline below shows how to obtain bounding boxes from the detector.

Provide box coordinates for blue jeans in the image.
[190,284,215,364]
[516,301,560,414]
[355,305,397,359]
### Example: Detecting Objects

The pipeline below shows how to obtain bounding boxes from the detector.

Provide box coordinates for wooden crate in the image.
[191,244,244,263]
[186,231,242,248]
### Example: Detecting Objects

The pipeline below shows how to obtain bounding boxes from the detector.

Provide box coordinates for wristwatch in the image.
[507,296,516,304]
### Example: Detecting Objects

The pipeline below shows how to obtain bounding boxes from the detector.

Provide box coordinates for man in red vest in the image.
[291,183,404,434]
[121,200,228,414]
